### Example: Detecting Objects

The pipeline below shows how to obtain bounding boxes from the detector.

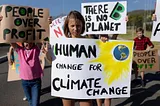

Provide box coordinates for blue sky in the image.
[0,0,156,16]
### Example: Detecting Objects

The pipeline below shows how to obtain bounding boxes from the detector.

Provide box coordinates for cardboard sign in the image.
[7,51,45,81]
[133,49,159,71]
[81,1,127,34]
[151,0,160,41]
[51,38,134,99]
[0,5,49,43]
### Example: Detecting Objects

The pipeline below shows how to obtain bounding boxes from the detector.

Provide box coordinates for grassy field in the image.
[117,29,160,49]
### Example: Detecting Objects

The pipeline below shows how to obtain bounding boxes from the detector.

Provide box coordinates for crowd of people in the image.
[0,4,159,106]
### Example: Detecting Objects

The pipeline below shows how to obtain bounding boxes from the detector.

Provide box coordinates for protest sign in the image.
[0,5,49,43]
[133,49,159,71]
[151,0,160,41]
[50,16,66,41]
[51,38,134,99]
[81,1,127,34]
[7,51,45,81]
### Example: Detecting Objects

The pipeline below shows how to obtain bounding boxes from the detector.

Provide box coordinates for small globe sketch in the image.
[113,45,129,61]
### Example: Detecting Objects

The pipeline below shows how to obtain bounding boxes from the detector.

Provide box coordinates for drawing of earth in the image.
[113,45,129,61]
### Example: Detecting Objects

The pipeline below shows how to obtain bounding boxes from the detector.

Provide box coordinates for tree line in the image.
[127,9,154,31]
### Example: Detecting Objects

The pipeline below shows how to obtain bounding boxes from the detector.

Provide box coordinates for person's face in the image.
[68,18,83,38]
[136,31,143,38]
[100,34,109,42]
[24,42,33,49]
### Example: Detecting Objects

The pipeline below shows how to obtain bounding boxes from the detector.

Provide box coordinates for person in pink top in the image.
[0,14,50,106]
[10,42,45,106]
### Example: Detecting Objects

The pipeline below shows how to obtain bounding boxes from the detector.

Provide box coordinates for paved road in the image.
[1,46,160,106]
[0,46,10,57]
[0,46,61,106]
[0,61,58,106]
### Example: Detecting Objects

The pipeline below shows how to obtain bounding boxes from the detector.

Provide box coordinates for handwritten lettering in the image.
[3,28,45,40]
[133,51,155,57]
[83,4,108,14]
[52,74,101,91]
[54,43,97,58]
[5,6,43,18]
[86,22,121,32]
[87,86,128,96]
[56,63,84,70]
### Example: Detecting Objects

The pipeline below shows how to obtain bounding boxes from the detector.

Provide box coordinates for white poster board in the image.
[51,38,134,99]
[81,1,127,34]
[50,16,66,42]
[151,0,160,41]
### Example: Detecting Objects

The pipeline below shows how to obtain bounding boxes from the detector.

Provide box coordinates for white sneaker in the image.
[23,96,27,101]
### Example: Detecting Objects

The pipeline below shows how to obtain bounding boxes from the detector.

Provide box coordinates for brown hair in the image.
[136,27,144,33]
[64,10,85,38]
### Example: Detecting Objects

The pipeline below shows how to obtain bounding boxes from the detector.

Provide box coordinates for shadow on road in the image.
[145,73,160,83]
[40,97,63,106]
[131,73,160,88]
[40,73,160,106]
[116,72,160,106]
[142,96,160,106]
[116,84,160,106]
[41,86,51,96]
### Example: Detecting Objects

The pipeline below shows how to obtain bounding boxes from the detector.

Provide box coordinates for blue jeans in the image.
[22,78,41,106]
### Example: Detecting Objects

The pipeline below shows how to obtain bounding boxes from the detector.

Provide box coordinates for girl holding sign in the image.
[9,42,49,106]
[47,10,92,106]
[47,11,119,106]
[62,10,92,106]
[0,14,49,105]
[63,10,111,105]
[48,10,107,106]
[63,10,109,106]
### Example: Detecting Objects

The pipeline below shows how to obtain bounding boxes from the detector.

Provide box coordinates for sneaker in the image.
[23,96,27,101]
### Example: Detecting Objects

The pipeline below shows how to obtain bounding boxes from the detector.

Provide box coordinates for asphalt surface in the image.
[1,46,160,106]
[0,46,10,57]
